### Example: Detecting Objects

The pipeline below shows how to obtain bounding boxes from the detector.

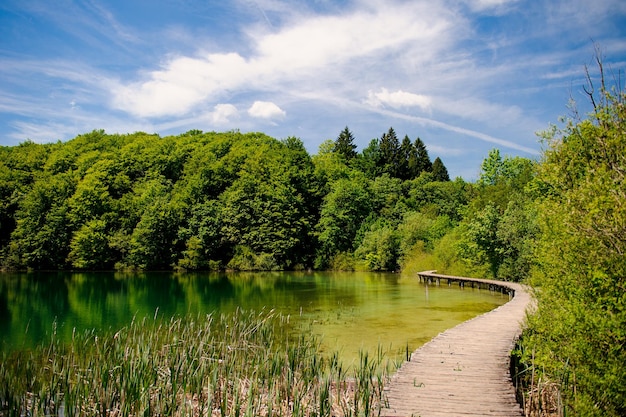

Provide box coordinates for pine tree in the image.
[333,126,357,160]
[409,137,432,177]
[431,157,450,181]
[397,135,414,180]
[379,127,400,177]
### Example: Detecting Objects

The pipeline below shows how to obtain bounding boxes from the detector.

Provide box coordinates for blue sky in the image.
[1,0,625,179]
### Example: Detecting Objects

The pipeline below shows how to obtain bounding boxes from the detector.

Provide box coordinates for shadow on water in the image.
[0,271,508,362]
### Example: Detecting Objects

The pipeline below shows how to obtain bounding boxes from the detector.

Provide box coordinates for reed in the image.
[0,309,395,417]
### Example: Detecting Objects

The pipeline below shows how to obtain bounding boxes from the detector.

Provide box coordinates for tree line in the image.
[0,124,538,279]
[0,126,469,273]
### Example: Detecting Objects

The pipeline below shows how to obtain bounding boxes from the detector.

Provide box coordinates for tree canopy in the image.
[0,128,455,272]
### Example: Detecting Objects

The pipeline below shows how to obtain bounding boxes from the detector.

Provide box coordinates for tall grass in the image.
[0,309,394,417]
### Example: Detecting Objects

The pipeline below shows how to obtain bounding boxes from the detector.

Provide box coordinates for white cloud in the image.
[112,52,249,117]
[210,103,239,124]
[366,88,432,111]
[248,101,286,119]
[110,2,456,118]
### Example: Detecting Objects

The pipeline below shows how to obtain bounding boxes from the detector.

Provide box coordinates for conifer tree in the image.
[379,127,400,177]
[333,126,357,160]
[398,135,414,180]
[409,137,432,177]
[431,157,450,181]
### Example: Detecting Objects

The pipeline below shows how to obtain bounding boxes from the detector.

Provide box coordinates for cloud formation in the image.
[366,89,432,111]
[110,1,455,119]
[248,101,286,119]
[211,104,239,124]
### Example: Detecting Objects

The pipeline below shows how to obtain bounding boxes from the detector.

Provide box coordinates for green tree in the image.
[124,177,180,269]
[67,218,113,269]
[315,174,372,268]
[177,200,223,270]
[431,157,450,182]
[220,137,316,269]
[333,126,358,161]
[354,221,398,271]
[352,138,381,178]
[409,137,432,177]
[7,173,75,269]
[67,159,115,227]
[477,149,534,195]
[495,199,537,281]
[459,203,503,278]
[406,174,469,220]
[370,174,403,219]
[378,127,400,177]
[396,211,453,257]
[397,135,414,180]
[478,148,503,186]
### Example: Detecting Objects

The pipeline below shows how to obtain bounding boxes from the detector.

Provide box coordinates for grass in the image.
[0,309,396,417]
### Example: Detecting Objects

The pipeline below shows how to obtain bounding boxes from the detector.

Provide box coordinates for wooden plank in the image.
[380,272,531,417]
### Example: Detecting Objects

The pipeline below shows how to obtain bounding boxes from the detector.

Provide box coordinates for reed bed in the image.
[0,309,395,417]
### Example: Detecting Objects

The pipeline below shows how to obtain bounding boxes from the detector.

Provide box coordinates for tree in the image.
[220,138,316,269]
[409,137,432,177]
[333,126,357,161]
[495,199,537,281]
[431,157,450,181]
[67,159,115,227]
[68,219,114,269]
[478,148,503,186]
[125,177,181,270]
[460,203,503,278]
[354,221,398,271]
[398,135,414,180]
[176,200,223,270]
[352,138,381,178]
[378,127,400,177]
[315,175,372,268]
[7,173,75,269]
[406,175,469,220]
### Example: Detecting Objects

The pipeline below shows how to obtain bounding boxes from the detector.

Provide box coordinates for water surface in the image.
[0,271,508,362]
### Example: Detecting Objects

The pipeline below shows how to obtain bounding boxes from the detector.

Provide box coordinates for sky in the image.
[1,0,625,179]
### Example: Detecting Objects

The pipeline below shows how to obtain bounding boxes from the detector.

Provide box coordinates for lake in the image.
[0,271,508,362]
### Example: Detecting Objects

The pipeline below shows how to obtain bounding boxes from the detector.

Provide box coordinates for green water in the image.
[0,271,508,362]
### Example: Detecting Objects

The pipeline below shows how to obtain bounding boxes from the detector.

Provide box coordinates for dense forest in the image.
[1,66,625,415]
[0,125,528,278]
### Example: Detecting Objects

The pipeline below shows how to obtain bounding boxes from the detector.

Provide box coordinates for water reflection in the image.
[0,271,507,362]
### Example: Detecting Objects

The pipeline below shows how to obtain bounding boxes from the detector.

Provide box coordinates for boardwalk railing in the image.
[417,270,517,297]
[381,271,531,417]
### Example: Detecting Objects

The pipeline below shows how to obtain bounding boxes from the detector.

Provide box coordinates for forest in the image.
[1,71,625,416]
[0,125,527,278]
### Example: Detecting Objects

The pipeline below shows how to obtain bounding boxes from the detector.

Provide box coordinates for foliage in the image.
[410,137,432,178]
[354,220,398,271]
[0,127,456,273]
[431,157,449,182]
[459,149,537,281]
[521,82,626,416]
[0,131,324,271]
[315,175,371,269]
[333,126,357,161]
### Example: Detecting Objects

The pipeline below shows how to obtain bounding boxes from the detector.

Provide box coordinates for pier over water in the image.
[381,271,531,417]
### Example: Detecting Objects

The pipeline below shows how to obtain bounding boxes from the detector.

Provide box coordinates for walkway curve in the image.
[381,271,532,417]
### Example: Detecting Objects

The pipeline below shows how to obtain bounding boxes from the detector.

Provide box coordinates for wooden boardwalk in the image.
[381,271,532,417]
